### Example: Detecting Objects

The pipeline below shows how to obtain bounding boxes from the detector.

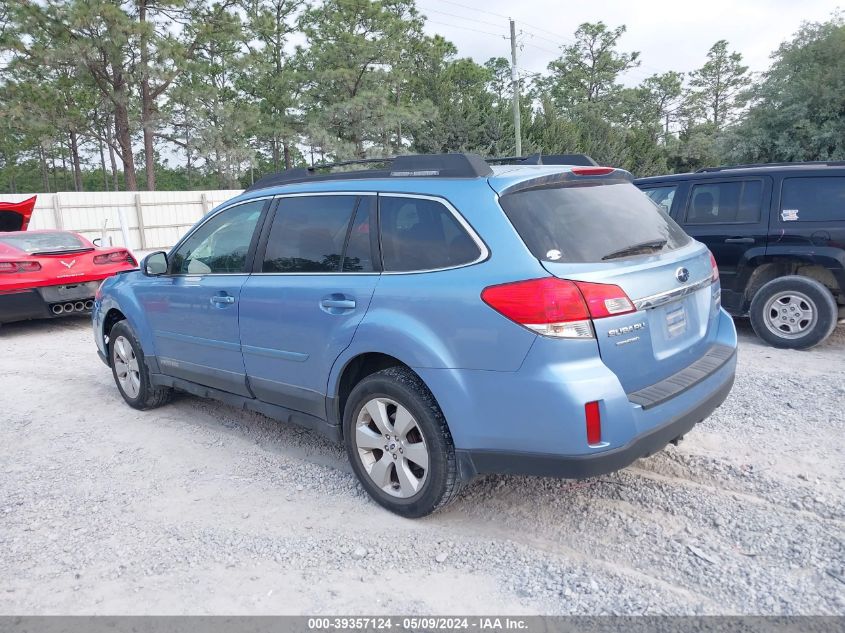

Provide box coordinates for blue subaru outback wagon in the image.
[93,153,737,517]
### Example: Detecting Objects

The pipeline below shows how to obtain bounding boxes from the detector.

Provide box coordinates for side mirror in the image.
[142,251,168,276]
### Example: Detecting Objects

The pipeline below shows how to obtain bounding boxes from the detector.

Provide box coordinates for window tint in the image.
[262,196,361,273]
[642,186,677,214]
[686,180,762,224]
[499,182,690,263]
[171,200,263,274]
[379,196,481,272]
[781,177,845,222]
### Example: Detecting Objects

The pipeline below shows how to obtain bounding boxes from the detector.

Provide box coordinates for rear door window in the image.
[379,195,482,272]
[642,185,678,214]
[499,181,690,263]
[780,177,845,222]
[262,195,372,273]
[685,180,763,224]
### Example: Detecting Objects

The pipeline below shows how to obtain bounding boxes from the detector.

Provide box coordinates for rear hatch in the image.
[495,172,719,393]
[0,197,37,232]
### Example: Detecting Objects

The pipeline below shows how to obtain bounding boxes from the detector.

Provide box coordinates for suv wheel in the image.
[109,320,172,409]
[749,276,838,349]
[343,366,461,518]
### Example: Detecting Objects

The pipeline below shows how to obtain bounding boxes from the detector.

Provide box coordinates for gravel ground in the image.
[0,317,843,615]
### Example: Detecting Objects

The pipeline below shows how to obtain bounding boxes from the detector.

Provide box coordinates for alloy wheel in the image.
[355,397,429,498]
[113,335,141,398]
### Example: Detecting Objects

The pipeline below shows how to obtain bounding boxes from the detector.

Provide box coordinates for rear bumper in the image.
[418,308,738,480]
[456,361,734,479]
[0,290,52,323]
[0,282,99,324]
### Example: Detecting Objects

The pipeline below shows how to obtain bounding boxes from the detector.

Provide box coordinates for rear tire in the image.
[109,320,172,409]
[749,276,837,349]
[343,366,462,518]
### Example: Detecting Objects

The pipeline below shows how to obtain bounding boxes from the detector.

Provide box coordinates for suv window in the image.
[685,180,762,224]
[499,182,690,263]
[379,196,481,272]
[171,200,263,274]
[781,177,845,222]
[263,195,371,273]
[643,186,677,214]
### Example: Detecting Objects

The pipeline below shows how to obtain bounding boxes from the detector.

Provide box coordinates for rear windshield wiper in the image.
[601,239,668,261]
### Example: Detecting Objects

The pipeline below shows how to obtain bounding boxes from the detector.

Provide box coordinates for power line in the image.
[425,19,507,39]
[427,0,669,76]
[418,5,510,33]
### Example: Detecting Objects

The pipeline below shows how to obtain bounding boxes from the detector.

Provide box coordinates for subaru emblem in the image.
[675,267,690,283]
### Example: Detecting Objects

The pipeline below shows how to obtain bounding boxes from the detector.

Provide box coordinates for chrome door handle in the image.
[320,299,356,309]
[724,237,754,244]
[210,295,235,305]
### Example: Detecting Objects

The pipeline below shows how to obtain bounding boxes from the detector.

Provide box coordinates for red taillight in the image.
[571,166,615,176]
[481,278,636,338]
[0,261,41,273]
[574,281,635,318]
[709,252,719,282]
[585,401,602,445]
[481,278,589,324]
[94,250,130,265]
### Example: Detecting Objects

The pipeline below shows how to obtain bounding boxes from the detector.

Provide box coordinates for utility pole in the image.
[509,18,522,157]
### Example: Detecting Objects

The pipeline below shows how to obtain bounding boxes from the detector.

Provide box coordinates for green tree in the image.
[687,39,750,130]
[298,0,434,160]
[240,0,307,171]
[726,14,845,162]
[540,22,640,116]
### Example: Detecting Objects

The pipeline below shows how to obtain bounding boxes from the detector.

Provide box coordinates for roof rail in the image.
[696,160,845,173]
[244,153,493,193]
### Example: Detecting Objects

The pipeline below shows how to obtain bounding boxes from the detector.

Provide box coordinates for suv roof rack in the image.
[245,152,602,193]
[696,160,845,173]
[245,153,493,192]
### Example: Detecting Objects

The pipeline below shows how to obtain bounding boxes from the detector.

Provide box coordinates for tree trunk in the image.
[60,143,69,192]
[271,138,280,171]
[97,132,110,191]
[139,0,156,191]
[114,102,137,191]
[283,140,291,169]
[104,118,120,192]
[39,146,50,193]
[69,131,83,192]
[50,155,57,193]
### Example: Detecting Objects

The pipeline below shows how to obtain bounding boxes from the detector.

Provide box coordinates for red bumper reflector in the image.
[585,401,602,445]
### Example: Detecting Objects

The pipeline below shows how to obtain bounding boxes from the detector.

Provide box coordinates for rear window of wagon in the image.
[499,181,691,263]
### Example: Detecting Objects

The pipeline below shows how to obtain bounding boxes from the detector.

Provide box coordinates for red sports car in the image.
[0,229,137,325]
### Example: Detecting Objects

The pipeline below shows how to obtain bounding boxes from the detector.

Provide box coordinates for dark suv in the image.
[636,162,845,349]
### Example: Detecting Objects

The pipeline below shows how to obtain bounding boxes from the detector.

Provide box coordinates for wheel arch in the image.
[743,259,841,311]
[329,351,421,430]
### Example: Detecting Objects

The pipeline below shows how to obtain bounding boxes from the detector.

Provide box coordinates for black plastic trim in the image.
[150,373,342,443]
[627,344,735,410]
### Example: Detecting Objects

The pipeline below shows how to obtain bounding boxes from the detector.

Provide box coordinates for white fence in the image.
[1,190,244,251]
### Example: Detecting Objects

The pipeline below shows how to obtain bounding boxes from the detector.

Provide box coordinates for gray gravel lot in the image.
[0,317,843,615]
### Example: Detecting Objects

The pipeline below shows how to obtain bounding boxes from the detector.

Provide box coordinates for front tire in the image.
[109,320,172,409]
[343,366,461,518]
[749,275,837,349]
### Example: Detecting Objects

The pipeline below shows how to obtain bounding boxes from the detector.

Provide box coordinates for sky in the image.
[415,0,840,85]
